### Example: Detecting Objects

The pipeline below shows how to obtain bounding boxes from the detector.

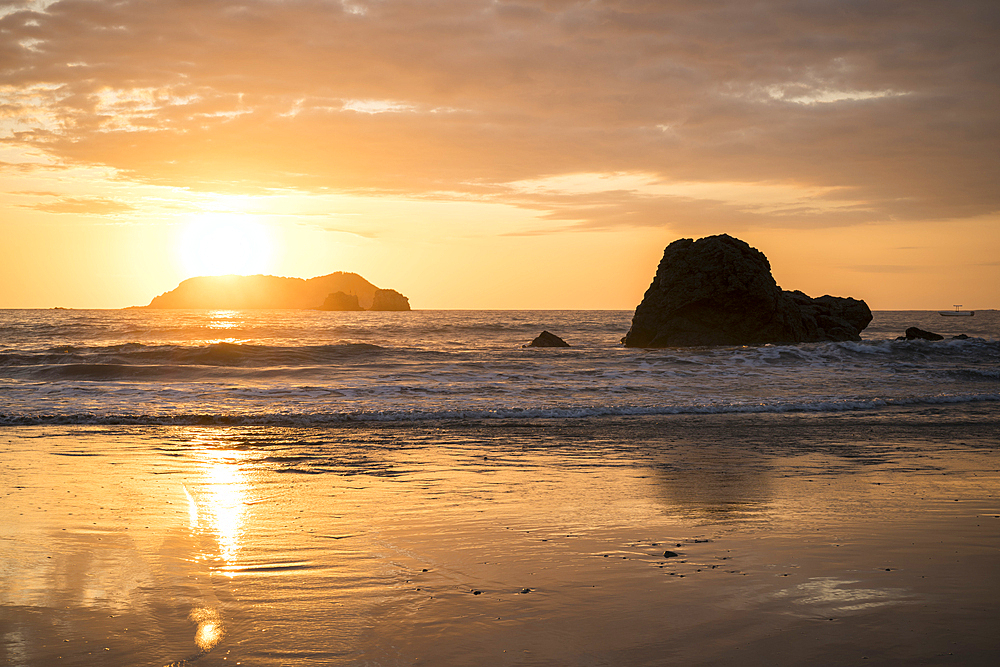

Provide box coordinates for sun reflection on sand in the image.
[178,437,257,657]
[184,444,253,568]
[206,450,249,563]
[190,606,225,652]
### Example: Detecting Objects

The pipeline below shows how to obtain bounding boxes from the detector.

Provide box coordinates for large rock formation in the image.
[623,235,872,347]
[143,272,409,311]
[369,289,411,311]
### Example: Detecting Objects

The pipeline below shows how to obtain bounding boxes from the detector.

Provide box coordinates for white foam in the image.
[3,393,998,426]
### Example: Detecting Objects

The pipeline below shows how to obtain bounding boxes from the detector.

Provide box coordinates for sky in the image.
[1,0,998,310]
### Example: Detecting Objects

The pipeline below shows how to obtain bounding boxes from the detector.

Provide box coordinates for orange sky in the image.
[1,0,998,309]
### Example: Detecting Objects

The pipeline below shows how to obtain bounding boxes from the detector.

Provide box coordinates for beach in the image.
[3,406,999,666]
[5,3,999,663]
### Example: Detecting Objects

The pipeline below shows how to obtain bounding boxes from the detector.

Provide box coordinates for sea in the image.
[0,308,997,425]
[3,308,1000,666]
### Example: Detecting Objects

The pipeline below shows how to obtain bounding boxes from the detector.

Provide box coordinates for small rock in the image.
[904,327,944,341]
[663,550,680,558]
[520,588,531,594]
[472,590,482,595]
[952,334,970,340]
[526,331,571,347]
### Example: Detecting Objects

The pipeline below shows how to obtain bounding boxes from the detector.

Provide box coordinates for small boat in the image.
[939,305,974,317]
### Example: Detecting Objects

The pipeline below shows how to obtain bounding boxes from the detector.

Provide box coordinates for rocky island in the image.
[623,234,871,347]
[141,272,410,311]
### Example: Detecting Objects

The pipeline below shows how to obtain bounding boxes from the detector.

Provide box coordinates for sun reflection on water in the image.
[207,310,241,329]
[205,310,245,344]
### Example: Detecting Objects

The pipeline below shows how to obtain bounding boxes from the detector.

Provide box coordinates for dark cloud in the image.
[1,0,997,229]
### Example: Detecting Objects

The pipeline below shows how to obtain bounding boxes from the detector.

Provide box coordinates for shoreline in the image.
[3,397,998,428]
[2,408,999,665]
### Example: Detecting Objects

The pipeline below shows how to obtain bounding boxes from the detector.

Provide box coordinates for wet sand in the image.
[2,407,999,666]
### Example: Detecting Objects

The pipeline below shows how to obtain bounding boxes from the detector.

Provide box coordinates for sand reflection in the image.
[774,577,916,613]
[651,450,773,521]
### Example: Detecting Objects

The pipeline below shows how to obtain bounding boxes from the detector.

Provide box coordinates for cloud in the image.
[1,0,998,230]
[340,99,419,115]
[11,189,60,196]
[848,264,924,274]
[26,196,136,215]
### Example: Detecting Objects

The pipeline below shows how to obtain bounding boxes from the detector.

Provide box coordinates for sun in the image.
[178,213,275,277]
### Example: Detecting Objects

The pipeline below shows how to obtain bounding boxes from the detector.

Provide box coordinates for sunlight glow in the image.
[178,213,274,277]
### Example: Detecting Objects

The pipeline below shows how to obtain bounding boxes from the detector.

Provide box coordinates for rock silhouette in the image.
[527,331,570,347]
[318,291,363,311]
[903,327,944,341]
[623,235,872,347]
[142,272,410,311]
[369,289,411,311]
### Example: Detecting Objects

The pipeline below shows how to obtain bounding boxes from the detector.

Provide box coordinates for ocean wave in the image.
[0,341,391,369]
[4,336,994,371]
[3,393,996,426]
[691,337,999,367]
[940,367,1000,380]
